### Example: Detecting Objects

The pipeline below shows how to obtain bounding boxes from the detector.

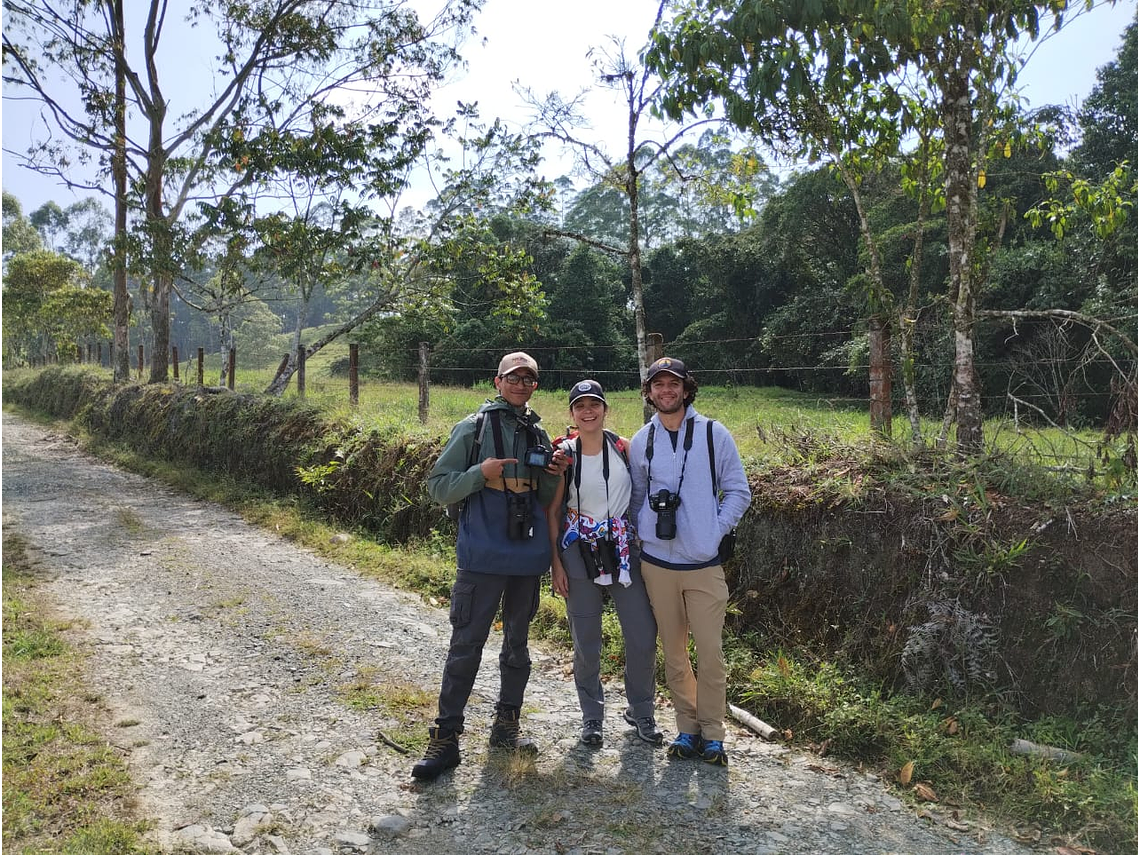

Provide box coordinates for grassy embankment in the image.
[3,355,1135,853]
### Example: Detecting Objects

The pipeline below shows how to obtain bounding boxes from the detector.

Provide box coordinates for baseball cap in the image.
[568,379,606,407]
[645,356,687,382]
[497,351,539,377]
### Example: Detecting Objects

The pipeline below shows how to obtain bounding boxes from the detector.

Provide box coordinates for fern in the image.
[901,598,997,697]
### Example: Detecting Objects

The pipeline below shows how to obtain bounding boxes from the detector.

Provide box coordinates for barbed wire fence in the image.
[58,315,1138,476]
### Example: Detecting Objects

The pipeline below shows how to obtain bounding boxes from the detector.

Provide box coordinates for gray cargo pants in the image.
[435,568,541,733]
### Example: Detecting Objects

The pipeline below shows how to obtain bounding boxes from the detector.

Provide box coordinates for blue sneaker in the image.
[667,732,701,760]
[700,739,728,766]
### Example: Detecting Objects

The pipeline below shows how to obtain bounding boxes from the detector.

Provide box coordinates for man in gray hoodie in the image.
[629,357,751,766]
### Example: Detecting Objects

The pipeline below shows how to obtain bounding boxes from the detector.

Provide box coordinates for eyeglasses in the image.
[501,373,538,388]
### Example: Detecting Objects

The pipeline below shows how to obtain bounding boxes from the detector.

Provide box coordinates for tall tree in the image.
[2,248,111,364]
[2,191,43,259]
[649,0,1105,452]
[520,4,722,416]
[4,0,481,383]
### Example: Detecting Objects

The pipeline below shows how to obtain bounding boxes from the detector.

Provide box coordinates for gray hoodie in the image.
[629,406,751,569]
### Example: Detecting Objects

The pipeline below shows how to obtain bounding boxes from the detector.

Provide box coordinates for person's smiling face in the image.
[570,397,606,432]
[494,370,538,407]
[648,374,684,414]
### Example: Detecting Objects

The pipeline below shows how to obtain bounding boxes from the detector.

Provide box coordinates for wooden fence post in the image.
[172,346,179,381]
[296,345,306,398]
[647,332,664,363]
[87,343,93,363]
[227,348,236,390]
[98,342,103,367]
[418,341,430,424]
[77,343,83,363]
[869,315,892,438]
[137,344,144,378]
[197,347,204,386]
[349,343,359,407]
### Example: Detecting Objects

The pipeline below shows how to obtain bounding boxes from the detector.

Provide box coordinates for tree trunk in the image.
[264,286,396,396]
[110,0,131,383]
[902,166,933,449]
[832,141,892,436]
[868,315,892,437]
[148,270,172,383]
[942,66,983,453]
[143,46,170,384]
[627,158,652,423]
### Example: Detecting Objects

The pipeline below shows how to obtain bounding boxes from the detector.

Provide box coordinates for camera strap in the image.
[490,410,537,532]
[572,434,612,541]
[646,416,695,496]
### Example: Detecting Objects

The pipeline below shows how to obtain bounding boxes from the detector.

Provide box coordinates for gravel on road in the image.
[1,412,1037,855]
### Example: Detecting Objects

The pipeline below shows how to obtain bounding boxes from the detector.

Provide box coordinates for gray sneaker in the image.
[622,709,664,745]
[580,719,603,746]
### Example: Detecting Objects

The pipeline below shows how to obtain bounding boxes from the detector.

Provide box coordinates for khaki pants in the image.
[641,559,728,742]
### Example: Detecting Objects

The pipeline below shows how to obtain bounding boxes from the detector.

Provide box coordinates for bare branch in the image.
[978,308,1138,357]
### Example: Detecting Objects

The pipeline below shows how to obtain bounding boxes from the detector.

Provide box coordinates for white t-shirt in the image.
[560,439,632,521]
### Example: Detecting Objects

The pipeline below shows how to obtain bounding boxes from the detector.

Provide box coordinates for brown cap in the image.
[497,351,539,377]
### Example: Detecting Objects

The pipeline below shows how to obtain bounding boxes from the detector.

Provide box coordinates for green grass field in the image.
[25,322,1129,488]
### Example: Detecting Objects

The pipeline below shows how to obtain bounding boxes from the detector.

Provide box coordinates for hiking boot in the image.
[489,705,538,754]
[580,719,603,747]
[622,709,664,745]
[666,731,701,760]
[411,726,460,781]
[700,739,728,766]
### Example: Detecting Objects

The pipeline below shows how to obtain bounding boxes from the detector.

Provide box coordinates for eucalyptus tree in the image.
[519,3,728,407]
[648,0,1110,452]
[4,0,483,383]
[29,201,68,251]
[2,191,42,259]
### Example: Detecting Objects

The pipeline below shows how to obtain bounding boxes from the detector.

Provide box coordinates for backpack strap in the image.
[449,411,487,522]
[488,409,505,459]
[707,419,718,498]
[603,429,630,468]
[468,411,487,469]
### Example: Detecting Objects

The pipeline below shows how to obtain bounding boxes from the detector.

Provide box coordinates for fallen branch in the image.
[1009,738,1084,764]
[376,730,410,755]
[728,703,780,741]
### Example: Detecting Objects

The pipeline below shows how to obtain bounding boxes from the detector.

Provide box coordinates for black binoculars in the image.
[577,536,619,579]
[506,491,533,540]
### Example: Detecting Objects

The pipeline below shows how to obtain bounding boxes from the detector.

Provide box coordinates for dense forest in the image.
[3,2,1135,436]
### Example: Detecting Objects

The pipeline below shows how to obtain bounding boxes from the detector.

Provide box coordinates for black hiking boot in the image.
[489,705,538,754]
[411,726,460,781]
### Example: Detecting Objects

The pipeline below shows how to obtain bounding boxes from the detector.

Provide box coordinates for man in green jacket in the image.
[413,351,569,781]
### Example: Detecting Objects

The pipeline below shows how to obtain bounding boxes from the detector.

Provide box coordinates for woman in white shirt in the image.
[548,380,663,747]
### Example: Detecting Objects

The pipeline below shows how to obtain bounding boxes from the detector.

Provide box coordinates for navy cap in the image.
[645,357,687,381]
[569,379,606,406]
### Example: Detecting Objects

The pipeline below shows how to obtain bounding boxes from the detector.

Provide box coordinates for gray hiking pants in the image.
[435,568,541,733]
[561,542,658,722]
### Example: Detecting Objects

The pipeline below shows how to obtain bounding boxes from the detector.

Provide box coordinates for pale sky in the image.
[2,0,1136,215]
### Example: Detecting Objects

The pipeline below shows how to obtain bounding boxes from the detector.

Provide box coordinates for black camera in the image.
[577,536,620,579]
[648,489,682,540]
[524,446,552,468]
[506,491,533,540]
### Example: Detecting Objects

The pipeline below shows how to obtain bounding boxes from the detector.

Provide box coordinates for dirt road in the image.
[1,412,1034,855]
